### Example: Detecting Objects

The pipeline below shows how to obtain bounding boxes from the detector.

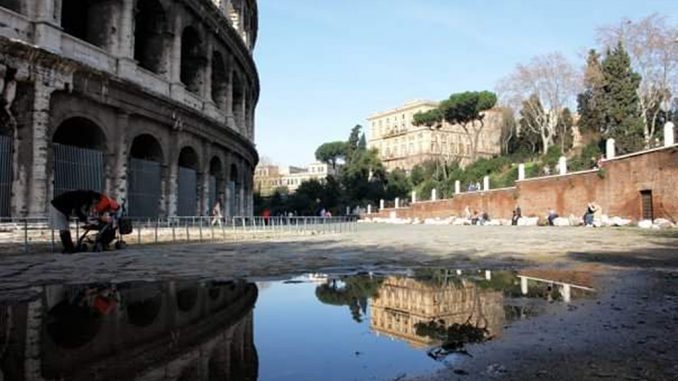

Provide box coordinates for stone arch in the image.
[176,286,198,312]
[228,162,241,216]
[0,0,22,14]
[46,300,102,349]
[134,0,169,75]
[61,0,115,49]
[180,26,205,94]
[232,71,245,133]
[128,134,165,217]
[177,146,200,215]
[211,51,228,110]
[52,117,106,196]
[126,293,162,327]
[208,156,224,211]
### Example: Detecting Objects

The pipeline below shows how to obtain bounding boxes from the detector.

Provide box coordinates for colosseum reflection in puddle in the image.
[0,0,259,219]
[0,280,258,381]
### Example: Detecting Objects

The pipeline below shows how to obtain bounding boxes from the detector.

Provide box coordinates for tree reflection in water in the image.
[315,275,383,322]
[414,320,489,360]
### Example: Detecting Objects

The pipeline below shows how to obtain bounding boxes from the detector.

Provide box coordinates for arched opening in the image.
[134,0,168,75]
[0,126,12,217]
[176,287,198,312]
[61,0,112,49]
[211,51,228,109]
[52,117,105,197]
[180,27,204,94]
[229,164,240,216]
[47,301,102,349]
[0,0,22,14]
[126,294,162,327]
[178,363,199,381]
[177,147,199,216]
[232,73,244,132]
[128,134,164,218]
[208,156,223,212]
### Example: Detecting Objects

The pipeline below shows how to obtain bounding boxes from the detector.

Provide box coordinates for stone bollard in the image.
[380,199,384,210]
[665,121,675,147]
[483,176,490,191]
[346,206,350,215]
[411,191,417,204]
[518,163,525,181]
[606,138,615,160]
[431,189,437,201]
[455,180,460,194]
[558,156,567,175]
[367,204,372,214]
[395,197,400,209]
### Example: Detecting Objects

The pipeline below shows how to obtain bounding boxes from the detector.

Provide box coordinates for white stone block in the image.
[653,218,675,229]
[517,217,539,226]
[606,138,616,160]
[518,164,525,180]
[638,220,653,229]
[664,121,675,147]
[553,217,570,227]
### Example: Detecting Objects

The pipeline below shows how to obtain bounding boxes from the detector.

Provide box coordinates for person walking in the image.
[211,199,223,226]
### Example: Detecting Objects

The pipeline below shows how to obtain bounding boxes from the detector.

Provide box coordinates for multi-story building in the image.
[0,0,259,218]
[254,162,337,196]
[367,100,503,171]
[370,276,505,348]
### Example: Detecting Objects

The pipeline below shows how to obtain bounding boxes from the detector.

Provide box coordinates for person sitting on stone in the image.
[583,202,598,227]
[511,205,522,226]
[547,208,559,226]
[480,211,490,225]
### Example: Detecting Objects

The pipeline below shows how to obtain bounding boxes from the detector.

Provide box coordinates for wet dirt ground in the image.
[0,224,677,380]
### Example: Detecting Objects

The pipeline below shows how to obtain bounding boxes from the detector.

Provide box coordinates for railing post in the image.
[199,217,203,242]
[23,219,28,253]
[518,163,525,181]
[455,180,460,195]
[186,220,190,241]
[483,176,490,191]
[172,219,176,243]
[665,121,675,147]
[431,189,437,201]
[154,218,159,243]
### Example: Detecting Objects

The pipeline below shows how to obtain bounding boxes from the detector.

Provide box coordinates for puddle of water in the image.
[0,268,595,381]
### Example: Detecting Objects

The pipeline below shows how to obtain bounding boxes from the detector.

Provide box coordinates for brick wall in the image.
[372,146,678,222]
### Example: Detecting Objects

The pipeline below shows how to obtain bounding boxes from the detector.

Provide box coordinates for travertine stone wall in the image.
[0,0,260,217]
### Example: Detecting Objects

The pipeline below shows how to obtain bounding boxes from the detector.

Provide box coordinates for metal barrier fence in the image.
[0,215,358,254]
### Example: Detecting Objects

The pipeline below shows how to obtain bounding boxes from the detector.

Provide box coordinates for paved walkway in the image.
[0,225,676,300]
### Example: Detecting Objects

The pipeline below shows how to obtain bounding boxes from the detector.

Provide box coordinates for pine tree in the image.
[600,43,644,154]
[577,50,606,137]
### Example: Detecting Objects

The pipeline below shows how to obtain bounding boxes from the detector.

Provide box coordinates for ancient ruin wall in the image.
[374,146,678,222]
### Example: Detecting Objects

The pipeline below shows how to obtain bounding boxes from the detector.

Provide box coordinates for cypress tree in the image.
[577,50,606,137]
[600,42,644,154]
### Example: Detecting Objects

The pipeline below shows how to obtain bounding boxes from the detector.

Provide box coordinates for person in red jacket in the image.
[50,190,120,253]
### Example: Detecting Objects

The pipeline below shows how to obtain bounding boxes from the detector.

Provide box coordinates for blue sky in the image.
[253,0,678,167]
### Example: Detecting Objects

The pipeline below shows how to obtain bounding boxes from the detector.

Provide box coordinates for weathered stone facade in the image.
[0,0,259,218]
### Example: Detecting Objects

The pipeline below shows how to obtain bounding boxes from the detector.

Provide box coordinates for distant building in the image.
[370,276,505,348]
[367,100,504,171]
[254,162,337,196]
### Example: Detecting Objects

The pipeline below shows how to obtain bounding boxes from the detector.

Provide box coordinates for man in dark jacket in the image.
[50,190,119,253]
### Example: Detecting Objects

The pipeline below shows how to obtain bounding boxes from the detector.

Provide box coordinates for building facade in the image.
[370,276,505,348]
[254,162,337,196]
[367,100,503,171]
[0,0,259,218]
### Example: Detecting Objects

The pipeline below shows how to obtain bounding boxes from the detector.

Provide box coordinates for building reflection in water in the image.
[369,271,505,349]
[0,279,258,381]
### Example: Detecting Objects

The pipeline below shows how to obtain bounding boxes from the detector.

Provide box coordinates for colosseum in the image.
[0,0,259,219]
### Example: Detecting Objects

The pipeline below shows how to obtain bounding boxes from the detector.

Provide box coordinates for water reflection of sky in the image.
[255,280,448,381]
